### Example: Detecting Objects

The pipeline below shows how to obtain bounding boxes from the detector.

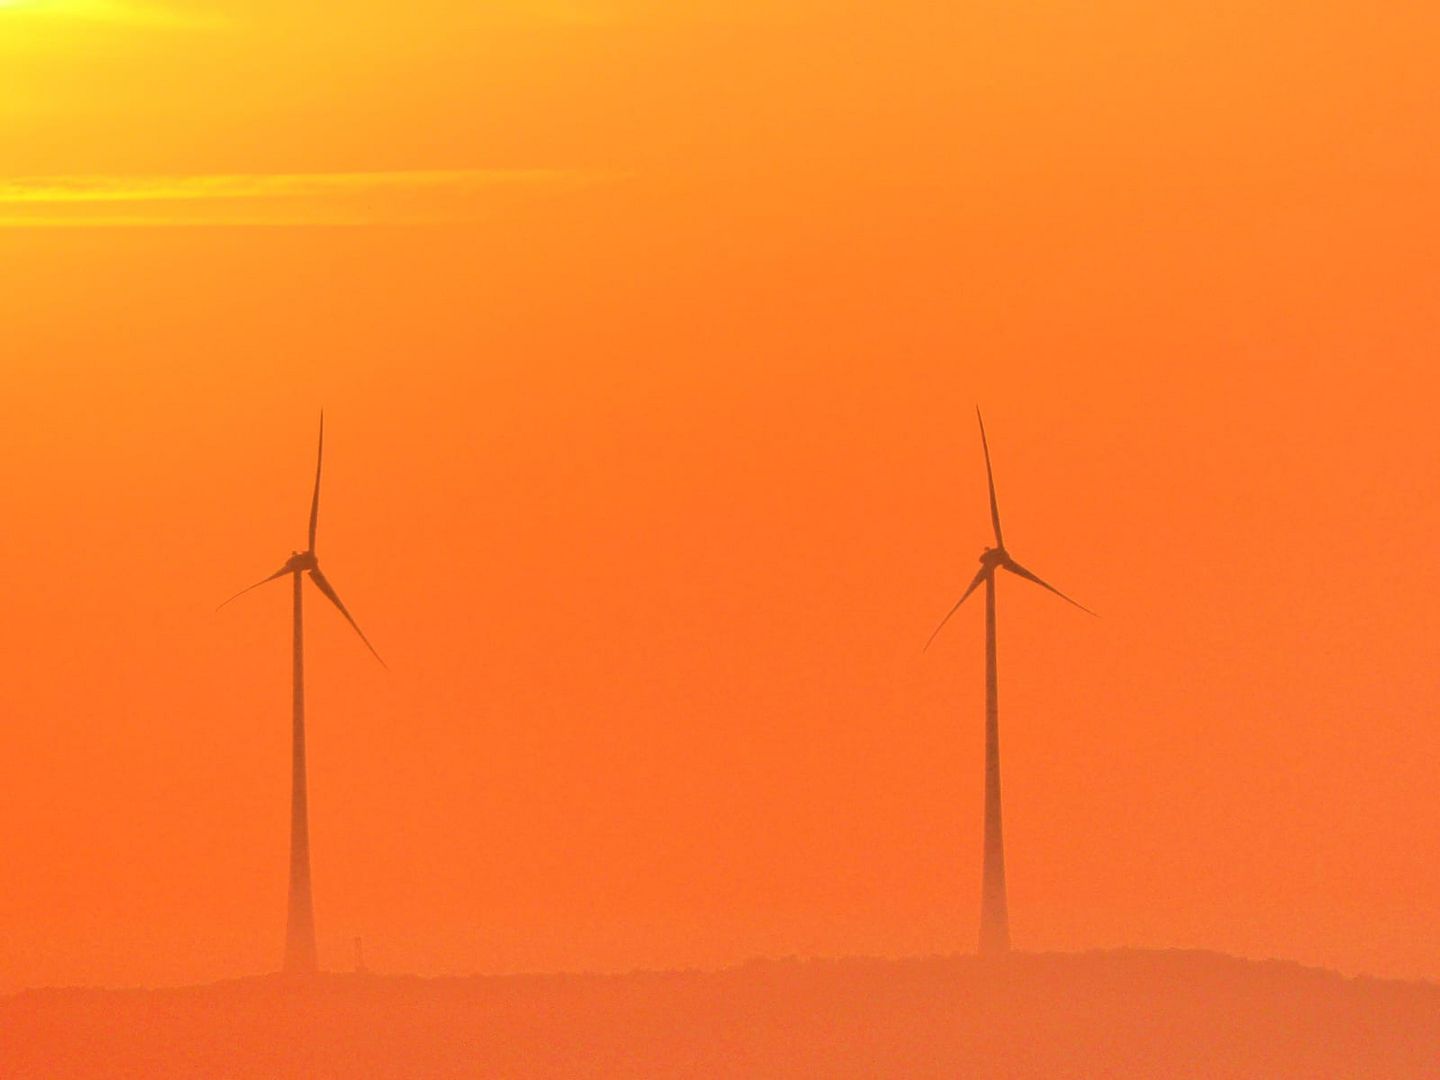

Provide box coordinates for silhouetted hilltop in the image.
[4,950,1437,1078]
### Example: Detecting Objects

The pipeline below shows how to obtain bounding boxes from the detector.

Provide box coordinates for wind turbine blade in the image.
[977,408,1003,548]
[924,566,990,651]
[1002,559,1097,616]
[308,567,386,667]
[217,564,291,611]
[308,411,324,552]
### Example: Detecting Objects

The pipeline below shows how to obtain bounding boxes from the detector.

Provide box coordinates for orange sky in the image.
[2,0,1439,991]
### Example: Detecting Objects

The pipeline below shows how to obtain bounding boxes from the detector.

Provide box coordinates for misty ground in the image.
[3,950,1437,1078]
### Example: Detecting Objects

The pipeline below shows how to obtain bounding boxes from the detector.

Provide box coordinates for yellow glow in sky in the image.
[0,0,207,23]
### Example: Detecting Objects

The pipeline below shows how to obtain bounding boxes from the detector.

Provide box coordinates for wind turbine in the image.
[926,409,1093,956]
[221,413,384,974]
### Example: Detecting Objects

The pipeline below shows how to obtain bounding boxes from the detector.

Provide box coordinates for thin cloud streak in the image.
[0,168,623,226]
[0,169,573,203]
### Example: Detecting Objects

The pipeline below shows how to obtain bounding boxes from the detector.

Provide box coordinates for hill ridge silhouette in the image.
[4,948,1437,1078]
[5,946,1434,998]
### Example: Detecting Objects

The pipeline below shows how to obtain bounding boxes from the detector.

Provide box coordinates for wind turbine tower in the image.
[926,409,1093,956]
[221,414,385,974]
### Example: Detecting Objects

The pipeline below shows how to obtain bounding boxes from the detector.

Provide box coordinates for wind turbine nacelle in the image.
[979,547,1007,569]
[283,551,318,573]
